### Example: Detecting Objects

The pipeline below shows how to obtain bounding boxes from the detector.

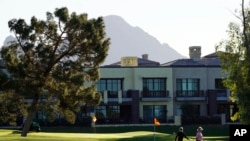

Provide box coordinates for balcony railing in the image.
[108,91,118,98]
[141,90,169,98]
[205,89,229,101]
[141,90,171,101]
[99,90,133,103]
[176,90,205,97]
[215,89,229,101]
[216,89,227,97]
[175,90,206,101]
[99,90,171,103]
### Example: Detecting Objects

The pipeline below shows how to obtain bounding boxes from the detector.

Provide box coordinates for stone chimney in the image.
[189,46,201,61]
[142,54,148,60]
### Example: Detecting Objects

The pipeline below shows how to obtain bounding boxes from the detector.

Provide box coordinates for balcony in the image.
[107,91,119,102]
[100,90,132,103]
[206,89,229,102]
[141,90,171,102]
[122,91,133,102]
[175,90,206,101]
[216,89,229,101]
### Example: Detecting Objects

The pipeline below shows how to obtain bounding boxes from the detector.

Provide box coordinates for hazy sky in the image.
[0,0,247,57]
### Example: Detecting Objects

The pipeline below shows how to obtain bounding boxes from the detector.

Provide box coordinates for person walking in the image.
[175,126,189,141]
[196,126,203,141]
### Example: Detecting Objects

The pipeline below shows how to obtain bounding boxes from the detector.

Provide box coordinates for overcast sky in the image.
[0,0,247,57]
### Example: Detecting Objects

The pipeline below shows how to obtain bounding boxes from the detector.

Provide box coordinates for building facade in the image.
[95,46,236,124]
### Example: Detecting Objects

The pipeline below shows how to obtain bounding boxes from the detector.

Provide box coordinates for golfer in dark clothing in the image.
[175,127,189,141]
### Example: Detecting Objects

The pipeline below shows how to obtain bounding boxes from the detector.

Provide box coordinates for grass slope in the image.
[0,125,229,141]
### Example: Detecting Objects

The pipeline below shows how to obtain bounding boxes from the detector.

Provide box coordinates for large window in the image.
[96,79,123,97]
[143,105,166,123]
[96,106,107,118]
[97,79,123,91]
[143,78,166,91]
[176,78,199,91]
[215,78,227,97]
[107,106,120,118]
[181,104,200,116]
[176,78,200,96]
[142,78,166,97]
[96,105,120,119]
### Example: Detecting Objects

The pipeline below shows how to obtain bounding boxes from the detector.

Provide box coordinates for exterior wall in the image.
[99,67,136,90]
[133,67,173,121]
[99,67,174,122]
[206,67,223,89]
[172,67,209,90]
[173,67,222,92]
[99,65,229,123]
[99,67,172,91]
[172,67,223,116]
[173,67,207,116]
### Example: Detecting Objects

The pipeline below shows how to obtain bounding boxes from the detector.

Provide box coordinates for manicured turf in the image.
[0,125,230,141]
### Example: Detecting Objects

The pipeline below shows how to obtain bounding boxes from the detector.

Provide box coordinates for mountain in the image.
[103,15,185,65]
[1,15,186,65]
[3,35,16,46]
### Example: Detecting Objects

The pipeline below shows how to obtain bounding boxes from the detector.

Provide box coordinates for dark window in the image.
[181,104,200,116]
[96,79,123,97]
[97,79,122,91]
[143,105,166,123]
[107,105,120,118]
[176,78,199,91]
[142,78,167,97]
[176,78,200,96]
[36,111,46,120]
[96,105,120,118]
[96,106,106,118]
[215,78,226,89]
[143,78,166,91]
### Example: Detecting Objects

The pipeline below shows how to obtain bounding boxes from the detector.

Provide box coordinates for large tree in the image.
[216,0,250,124]
[0,7,110,136]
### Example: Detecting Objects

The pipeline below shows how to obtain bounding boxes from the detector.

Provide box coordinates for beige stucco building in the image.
[95,46,235,124]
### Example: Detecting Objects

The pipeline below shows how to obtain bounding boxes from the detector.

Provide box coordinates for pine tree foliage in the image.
[0,7,110,136]
[216,0,250,124]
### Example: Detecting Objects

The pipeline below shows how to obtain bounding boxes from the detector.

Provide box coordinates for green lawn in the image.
[0,125,230,141]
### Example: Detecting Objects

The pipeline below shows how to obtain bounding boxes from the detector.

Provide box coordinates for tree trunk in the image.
[21,111,36,137]
[21,97,39,137]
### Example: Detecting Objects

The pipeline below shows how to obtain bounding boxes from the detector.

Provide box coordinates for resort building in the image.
[95,46,235,125]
